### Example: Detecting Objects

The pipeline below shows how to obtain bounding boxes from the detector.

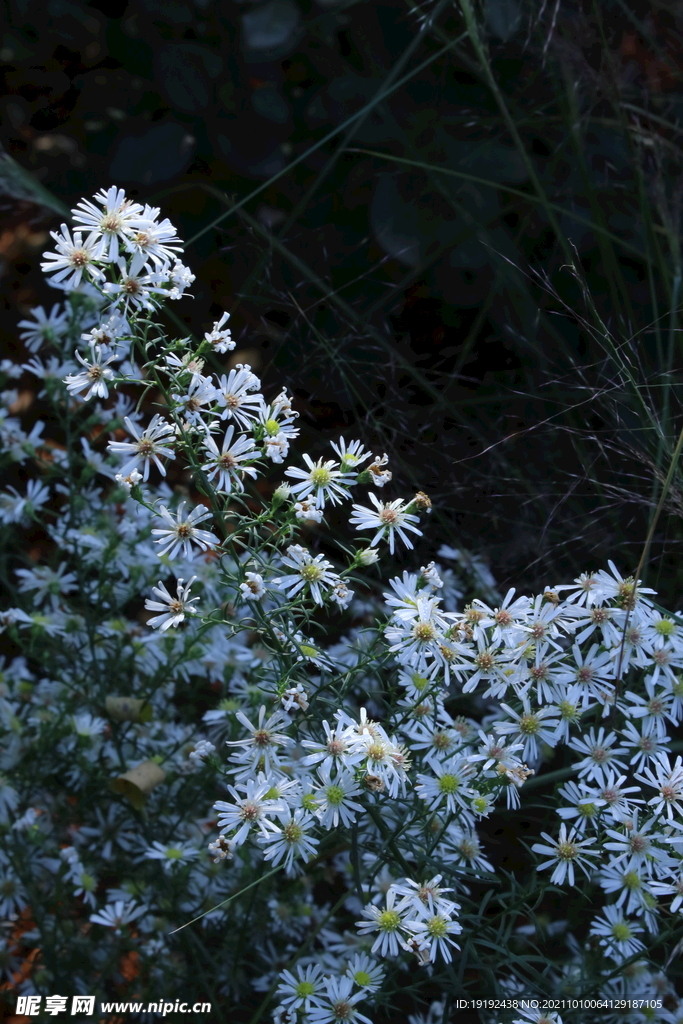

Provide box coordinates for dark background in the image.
[2,0,683,598]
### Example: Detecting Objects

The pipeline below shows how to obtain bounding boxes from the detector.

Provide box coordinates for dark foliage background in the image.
[3,0,683,602]
[3,0,683,1018]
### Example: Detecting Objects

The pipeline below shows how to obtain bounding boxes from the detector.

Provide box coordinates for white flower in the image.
[314,766,364,828]
[415,756,474,814]
[294,499,324,523]
[171,372,217,424]
[124,204,183,267]
[213,775,284,845]
[330,581,354,609]
[344,954,384,993]
[166,259,195,299]
[285,454,353,509]
[202,426,258,492]
[204,311,235,353]
[89,900,145,932]
[258,809,319,874]
[402,911,462,964]
[107,414,176,480]
[494,700,560,762]
[273,545,341,605]
[226,705,292,775]
[349,493,422,554]
[144,840,199,871]
[151,502,219,560]
[64,345,117,401]
[367,452,392,487]
[102,252,165,311]
[589,905,645,961]
[18,304,69,352]
[144,576,200,630]
[330,437,372,473]
[281,684,309,712]
[355,886,409,957]
[72,187,143,261]
[306,977,373,1024]
[635,752,683,819]
[41,224,105,290]
[240,572,266,601]
[215,365,263,428]
[531,823,599,886]
[114,468,143,493]
[276,964,327,1013]
[265,433,291,463]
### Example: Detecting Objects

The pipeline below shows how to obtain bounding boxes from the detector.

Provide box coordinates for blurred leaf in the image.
[0,148,70,217]
[156,43,222,113]
[242,0,300,57]
[109,123,196,184]
[371,173,421,266]
[441,134,529,183]
[252,85,290,125]
[486,0,522,41]
[138,0,193,22]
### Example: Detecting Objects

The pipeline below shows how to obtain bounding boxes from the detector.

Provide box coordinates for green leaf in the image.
[0,148,70,218]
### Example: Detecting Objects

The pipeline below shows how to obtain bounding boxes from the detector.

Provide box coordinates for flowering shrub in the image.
[2,188,683,1022]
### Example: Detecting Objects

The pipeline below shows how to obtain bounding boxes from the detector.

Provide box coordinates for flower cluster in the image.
[1,188,682,1023]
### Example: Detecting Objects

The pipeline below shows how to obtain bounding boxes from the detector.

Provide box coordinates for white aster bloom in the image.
[589,904,645,961]
[171,372,218,424]
[215,365,263,428]
[635,752,683,820]
[204,311,235,353]
[144,576,200,630]
[356,886,409,957]
[273,544,341,605]
[64,345,117,401]
[213,775,284,845]
[144,840,199,871]
[18,304,69,352]
[349,493,422,554]
[314,766,364,828]
[276,964,327,1013]
[89,900,145,932]
[107,413,176,480]
[285,454,353,509]
[151,502,219,560]
[532,823,599,886]
[72,186,143,261]
[306,976,373,1024]
[259,809,319,874]
[41,224,105,290]
[240,572,266,601]
[202,425,258,492]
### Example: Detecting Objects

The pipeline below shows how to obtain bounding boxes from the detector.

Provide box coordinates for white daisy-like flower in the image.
[204,311,235,353]
[293,499,324,523]
[102,252,165,311]
[276,964,327,1014]
[226,705,292,775]
[202,425,258,492]
[355,886,409,957]
[213,775,284,846]
[89,900,145,932]
[171,372,217,424]
[108,413,176,480]
[635,751,683,819]
[344,954,384,994]
[589,904,645,961]
[72,186,143,262]
[402,911,462,964]
[124,203,183,266]
[144,576,200,630]
[306,977,373,1024]
[349,493,422,554]
[143,840,199,872]
[273,544,341,605]
[531,823,599,886]
[64,345,118,401]
[240,572,266,601]
[330,437,372,474]
[258,809,319,874]
[314,766,364,829]
[41,224,105,291]
[215,365,263,429]
[18,304,70,352]
[151,502,219,560]
[285,454,353,509]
